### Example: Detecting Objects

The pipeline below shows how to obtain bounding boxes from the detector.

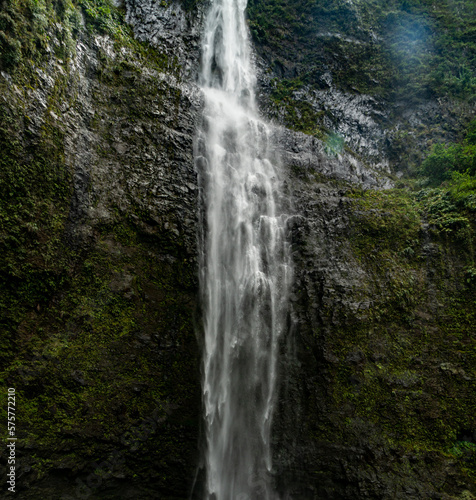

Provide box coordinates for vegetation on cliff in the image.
[249,0,476,177]
[0,1,199,497]
[0,0,474,498]
[249,0,476,99]
[250,1,476,495]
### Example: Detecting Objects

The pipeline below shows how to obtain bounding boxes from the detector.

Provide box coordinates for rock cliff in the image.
[0,0,474,499]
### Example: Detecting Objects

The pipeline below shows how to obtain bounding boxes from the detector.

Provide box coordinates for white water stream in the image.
[196,0,292,497]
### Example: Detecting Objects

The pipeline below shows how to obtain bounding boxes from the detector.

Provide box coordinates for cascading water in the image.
[196,0,292,498]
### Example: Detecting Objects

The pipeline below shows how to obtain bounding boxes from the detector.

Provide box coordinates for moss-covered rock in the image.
[251,0,476,175]
[0,0,475,498]
[274,177,476,499]
[0,1,201,497]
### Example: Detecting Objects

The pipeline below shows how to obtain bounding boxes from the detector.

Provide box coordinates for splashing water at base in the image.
[196,0,292,498]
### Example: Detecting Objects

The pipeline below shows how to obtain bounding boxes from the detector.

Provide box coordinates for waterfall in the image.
[196,0,292,497]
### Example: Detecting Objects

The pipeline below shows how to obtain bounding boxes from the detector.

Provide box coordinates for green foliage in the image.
[464,266,476,285]
[269,78,326,137]
[421,144,476,184]
[79,0,127,38]
[417,123,476,236]
[0,0,81,72]
[420,119,476,192]
[449,440,476,480]
[465,119,476,145]
[447,171,476,211]
[416,189,470,233]
[248,0,476,103]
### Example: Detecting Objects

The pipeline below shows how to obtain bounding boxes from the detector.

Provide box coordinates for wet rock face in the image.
[250,0,474,178]
[258,63,465,181]
[2,1,475,499]
[270,176,475,500]
[300,87,389,167]
[125,0,205,78]
[64,34,202,254]
[259,69,394,176]
[0,8,203,498]
[275,126,392,189]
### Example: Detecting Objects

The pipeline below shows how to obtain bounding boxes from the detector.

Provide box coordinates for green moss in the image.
[269,78,327,137]
[306,184,476,487]
[0,0,80,74]
[0,221,199,486]
[0,94,72,363]
[0,0,194,492]
[0,0,178,87]
[249,0,476,106]
[79,0,127,38]
[348,188,421,255]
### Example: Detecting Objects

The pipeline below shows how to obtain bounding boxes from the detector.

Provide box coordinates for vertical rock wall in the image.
[0,1,474,499]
